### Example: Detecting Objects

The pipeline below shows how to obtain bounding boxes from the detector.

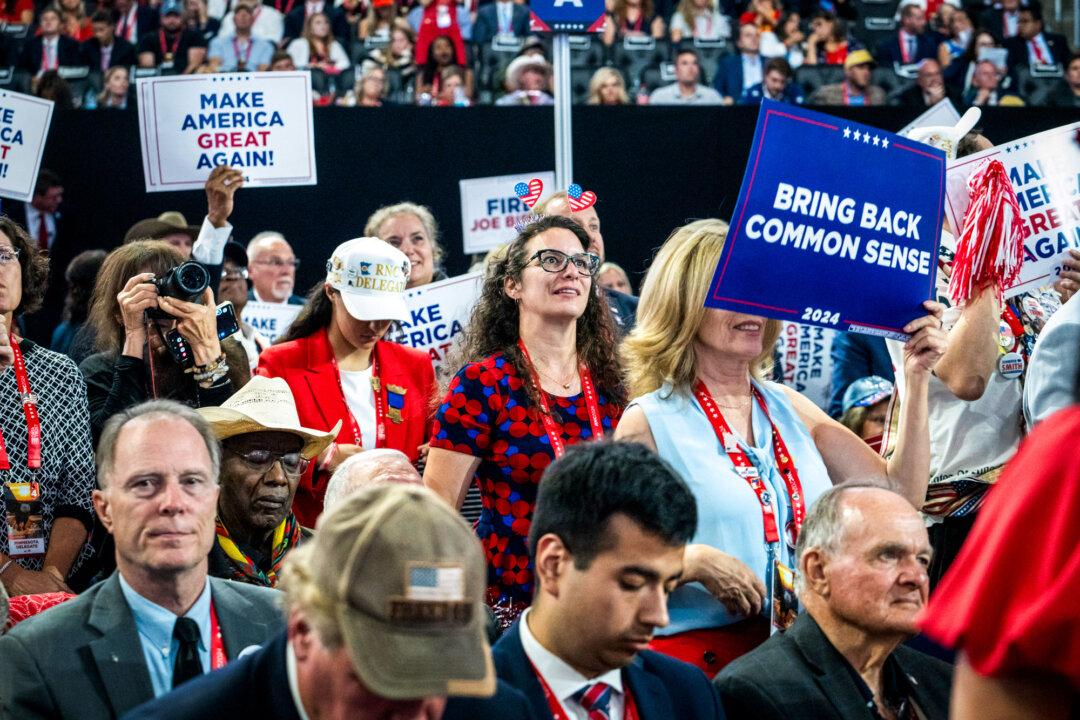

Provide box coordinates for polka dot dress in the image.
[430,352,623,625]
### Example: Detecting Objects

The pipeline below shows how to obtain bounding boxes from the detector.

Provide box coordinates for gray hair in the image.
[323,449,420,511]
[793,481,883,594]
[246,231,290,259]
[363,202,444,266]
[96,400,221,490]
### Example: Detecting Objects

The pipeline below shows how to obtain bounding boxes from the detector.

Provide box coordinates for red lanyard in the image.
[517,340,603,458]
[232,37,253,66]
[530,660,639,720]
[40,40,58,71]
[0,338,42,472]
[900,31,911,64]
[159,29,181,59]
[692,380,805,546]
[209,602,226,670]
[276,0,296,14]
[331,340,387,448]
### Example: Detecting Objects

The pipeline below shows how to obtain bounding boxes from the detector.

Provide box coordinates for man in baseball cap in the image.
[124,484,537,720]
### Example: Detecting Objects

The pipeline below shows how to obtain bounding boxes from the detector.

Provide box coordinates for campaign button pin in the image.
[998,352,1025,379]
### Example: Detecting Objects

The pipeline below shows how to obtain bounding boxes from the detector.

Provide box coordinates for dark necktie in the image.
[172,617,203,688]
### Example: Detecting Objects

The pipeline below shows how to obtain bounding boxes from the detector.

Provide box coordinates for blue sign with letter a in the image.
[705,99,945,340]
[530,0,605,33]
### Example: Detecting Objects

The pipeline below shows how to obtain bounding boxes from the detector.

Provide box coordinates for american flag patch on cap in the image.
[407,565,465,602]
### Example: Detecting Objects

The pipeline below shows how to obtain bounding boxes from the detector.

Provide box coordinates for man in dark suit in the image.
[494,442,726,720]
[716,485,952,719]
[472,0,530,46]
[3,168,72,345]
[875,1,938,67]
[82,10,138,73]
[980,0,1022,44]
[1005,4,1071,69]
[125,484,538,720]
[114,0,159,45]
[896,59,964,109]
[17,5,83,75]
[538,191,640,333]
[715,23,766,103]
[0,401,283,720]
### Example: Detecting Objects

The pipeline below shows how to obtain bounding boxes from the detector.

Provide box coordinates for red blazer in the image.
[256,330,436,527]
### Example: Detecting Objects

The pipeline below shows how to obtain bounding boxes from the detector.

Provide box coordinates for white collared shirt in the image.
[23,203,56,250]
[286,642,313,720]
[519,609,625,720]
[741,53,762,90]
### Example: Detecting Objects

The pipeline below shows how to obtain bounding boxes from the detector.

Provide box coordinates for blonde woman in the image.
[614,218,946,676]
[669,0,731,44]
[586,67,630,105]
[96,66,130,108]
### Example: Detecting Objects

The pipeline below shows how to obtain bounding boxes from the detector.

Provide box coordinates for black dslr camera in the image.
[146,261,211,319]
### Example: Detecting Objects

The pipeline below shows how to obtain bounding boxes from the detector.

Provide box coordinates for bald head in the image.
[322,449,421,511]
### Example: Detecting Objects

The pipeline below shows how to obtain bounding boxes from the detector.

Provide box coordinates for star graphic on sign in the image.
[872,135,880,146]
[881,138,890,149]
[853,130,862,141]
[843,127,852,138]
[863,133,871,144]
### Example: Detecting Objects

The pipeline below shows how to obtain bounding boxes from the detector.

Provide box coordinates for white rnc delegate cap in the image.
[326,237,411,322]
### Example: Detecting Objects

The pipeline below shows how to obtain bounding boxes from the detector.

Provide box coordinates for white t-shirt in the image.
[886,230,1022,488]
[340,366,377,448]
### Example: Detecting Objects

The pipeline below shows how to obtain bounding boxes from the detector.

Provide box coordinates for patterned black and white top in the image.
[0,339,96,573]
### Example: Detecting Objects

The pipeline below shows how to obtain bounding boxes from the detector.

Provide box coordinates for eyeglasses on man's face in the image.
[252,258,300,269]
[225,446,309,477]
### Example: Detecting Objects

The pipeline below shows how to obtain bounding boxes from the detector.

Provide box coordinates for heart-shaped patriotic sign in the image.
[567,183,597,212]
[514,178,544,209]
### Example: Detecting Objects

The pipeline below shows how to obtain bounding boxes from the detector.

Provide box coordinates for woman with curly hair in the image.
[424,215,626,627]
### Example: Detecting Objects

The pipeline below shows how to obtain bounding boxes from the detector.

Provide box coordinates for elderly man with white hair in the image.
[323,449,422,511]
[715,484,953,720]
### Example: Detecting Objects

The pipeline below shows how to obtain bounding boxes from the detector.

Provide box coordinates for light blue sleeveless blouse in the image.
[631,379,833,635]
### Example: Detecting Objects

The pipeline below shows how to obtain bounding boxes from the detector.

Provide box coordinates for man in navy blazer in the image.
[492,442,726,719]
[715,23,766,103]
[1004,4,1071,69]
[126,485,539,720]
[472,0,530,46]
[875,1,938,67]
[18,6,83,75]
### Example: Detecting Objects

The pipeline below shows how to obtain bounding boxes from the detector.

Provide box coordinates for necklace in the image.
[713,397,751,409]
[533,358,578,390]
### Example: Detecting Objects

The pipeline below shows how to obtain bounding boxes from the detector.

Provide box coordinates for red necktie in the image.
[37,215,49,251]
[1030,39,1049,64]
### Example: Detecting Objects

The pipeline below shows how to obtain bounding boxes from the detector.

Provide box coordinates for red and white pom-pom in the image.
[948,159,1026,305]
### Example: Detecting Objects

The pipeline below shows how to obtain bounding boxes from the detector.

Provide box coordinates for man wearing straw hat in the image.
[199,376,341,588]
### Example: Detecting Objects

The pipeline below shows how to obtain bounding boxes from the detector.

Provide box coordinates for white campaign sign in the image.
[776,322,836,411]
[899,98,960,138]
[387,271,483,372]
[136,72,317,192]
[945,121,1080,298]
[241,301,302,343]
[0,91,53,202]
[459,171,554,254]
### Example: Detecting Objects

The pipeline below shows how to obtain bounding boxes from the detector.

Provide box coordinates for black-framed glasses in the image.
[225,446,309,477]
[528,249,601,277]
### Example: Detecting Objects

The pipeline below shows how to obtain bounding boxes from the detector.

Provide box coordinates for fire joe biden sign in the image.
[706,100,945,340]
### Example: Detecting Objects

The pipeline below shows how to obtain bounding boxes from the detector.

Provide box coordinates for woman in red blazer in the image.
[257,238,436,527]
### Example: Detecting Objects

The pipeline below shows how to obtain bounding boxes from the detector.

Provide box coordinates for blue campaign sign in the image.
[705,99,945,340]
[530,0,606,33]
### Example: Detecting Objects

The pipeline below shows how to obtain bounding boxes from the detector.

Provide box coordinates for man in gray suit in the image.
[0,400,282,720]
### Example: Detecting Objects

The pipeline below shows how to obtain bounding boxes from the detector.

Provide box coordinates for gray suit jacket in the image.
[0,573,283,720]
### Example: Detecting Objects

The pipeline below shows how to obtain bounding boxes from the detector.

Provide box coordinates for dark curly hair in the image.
[0,215,50,318]
[448,215,626,411]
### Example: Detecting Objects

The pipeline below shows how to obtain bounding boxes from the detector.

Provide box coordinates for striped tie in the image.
[574,682,613,720]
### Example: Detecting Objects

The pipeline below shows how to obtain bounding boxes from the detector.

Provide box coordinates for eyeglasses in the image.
[252,258,300,269]
[225,446,309,477]
[528,249,601,277]
[221,268,249,281]
[0,248,21,266]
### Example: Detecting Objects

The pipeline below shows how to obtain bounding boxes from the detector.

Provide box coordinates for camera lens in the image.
[174,262,210,296]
